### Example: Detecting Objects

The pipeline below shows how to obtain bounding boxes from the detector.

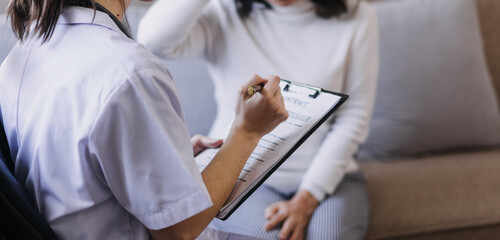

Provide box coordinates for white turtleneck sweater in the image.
[138,0,378,201]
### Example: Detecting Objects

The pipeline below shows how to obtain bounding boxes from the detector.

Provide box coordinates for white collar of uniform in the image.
[58,6,125,37]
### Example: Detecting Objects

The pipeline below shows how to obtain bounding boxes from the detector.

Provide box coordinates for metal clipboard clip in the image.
[281,79,322,99]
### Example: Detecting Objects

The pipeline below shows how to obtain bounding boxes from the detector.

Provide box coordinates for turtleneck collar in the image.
[267,0,360,18]
[269,0,315,14]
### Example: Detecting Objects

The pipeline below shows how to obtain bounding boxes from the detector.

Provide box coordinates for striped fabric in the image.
[208,172,369,239]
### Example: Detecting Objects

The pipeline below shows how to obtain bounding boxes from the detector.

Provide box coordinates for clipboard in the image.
[195,79,349,220]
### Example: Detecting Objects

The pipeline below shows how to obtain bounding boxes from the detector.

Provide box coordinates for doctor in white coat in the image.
[0,0,288,239]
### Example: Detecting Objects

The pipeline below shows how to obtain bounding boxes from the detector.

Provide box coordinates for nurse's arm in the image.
[150,129,260,240]
[149,75,288,240]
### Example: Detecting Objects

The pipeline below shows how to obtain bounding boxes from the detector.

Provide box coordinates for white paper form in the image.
[195,80,343,219]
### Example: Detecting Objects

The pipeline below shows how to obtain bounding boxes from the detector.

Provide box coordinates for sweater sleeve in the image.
[137,0,220,59]
[299,5,379,201]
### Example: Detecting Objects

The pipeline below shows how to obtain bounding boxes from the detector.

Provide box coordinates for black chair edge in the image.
[0,120,58,240]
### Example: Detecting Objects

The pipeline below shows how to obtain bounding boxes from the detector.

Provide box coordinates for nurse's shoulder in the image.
[58,6,172,92]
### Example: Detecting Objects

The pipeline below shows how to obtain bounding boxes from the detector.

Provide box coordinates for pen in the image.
[247,84,264,96]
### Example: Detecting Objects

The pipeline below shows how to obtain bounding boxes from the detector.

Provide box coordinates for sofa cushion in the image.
[387,225,500,240]
[360,148,500,239]
[357,0,500,160]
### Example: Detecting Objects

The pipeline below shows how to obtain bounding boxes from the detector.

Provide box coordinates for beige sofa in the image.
[360,0,500,239]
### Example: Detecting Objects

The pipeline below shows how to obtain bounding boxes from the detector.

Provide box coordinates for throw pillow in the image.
[358,0,500,159]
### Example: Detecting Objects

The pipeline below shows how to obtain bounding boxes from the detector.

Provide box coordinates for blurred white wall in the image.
[0,0,8,13]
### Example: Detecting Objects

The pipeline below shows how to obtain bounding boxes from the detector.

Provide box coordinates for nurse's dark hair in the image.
[7,0,123,42]
[235,0,347,19]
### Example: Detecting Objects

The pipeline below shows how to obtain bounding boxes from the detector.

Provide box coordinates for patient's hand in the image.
[191,135,223,157]
[264,190,319,240]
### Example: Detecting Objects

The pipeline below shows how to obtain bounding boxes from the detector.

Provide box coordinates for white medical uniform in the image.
[0,6,212,240]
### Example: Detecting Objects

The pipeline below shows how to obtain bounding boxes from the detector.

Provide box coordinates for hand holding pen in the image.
[247,84,264,96]
[232,74,289,138]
